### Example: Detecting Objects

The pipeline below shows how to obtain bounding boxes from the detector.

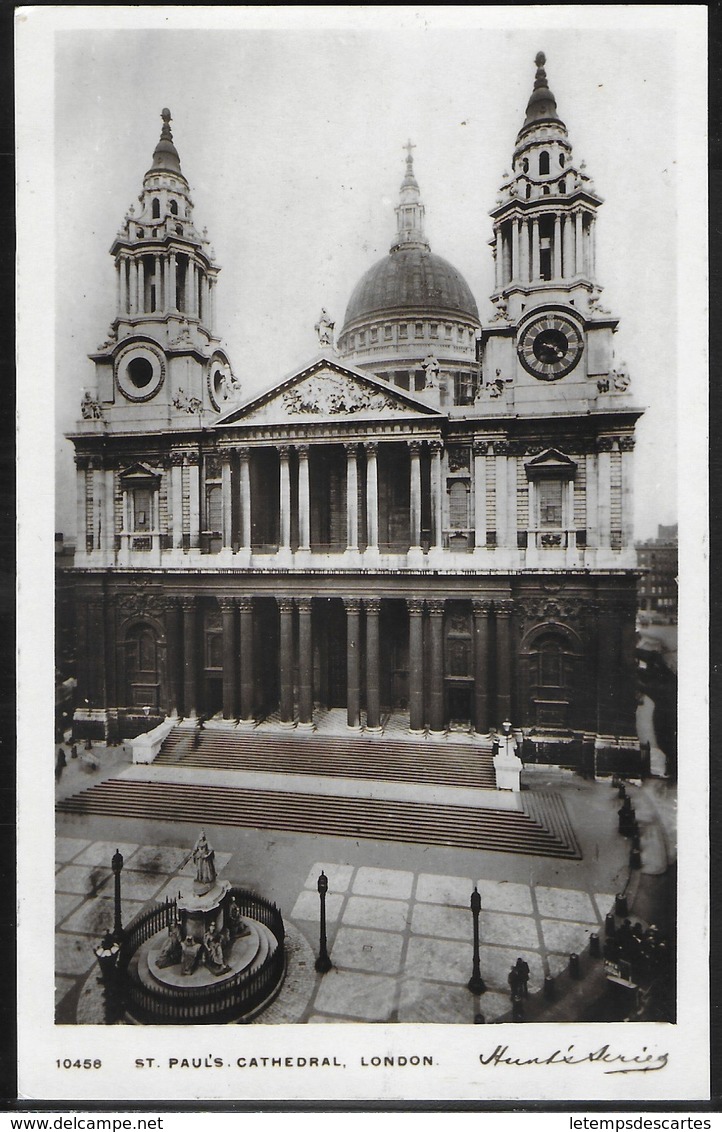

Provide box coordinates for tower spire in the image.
[147,107,183,177]
[390,140,429,253]
[519,51,564,137]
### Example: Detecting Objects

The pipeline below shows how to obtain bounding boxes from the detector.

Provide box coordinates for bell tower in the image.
[84,109,238,432]
[479,53,628,416]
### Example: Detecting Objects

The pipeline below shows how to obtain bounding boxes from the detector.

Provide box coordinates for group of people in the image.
[156,896,250,979]
[604,919,669,984]
[507,957,530,998]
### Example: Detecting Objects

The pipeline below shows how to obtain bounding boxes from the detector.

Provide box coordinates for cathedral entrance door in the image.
[380,600,409,710]
[124,623,160,709]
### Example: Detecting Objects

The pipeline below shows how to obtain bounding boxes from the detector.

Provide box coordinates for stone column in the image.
[531,217,540,280]
[501,225,511,284]
[185,257,193,315]
[527,479,537,552]
[171,453,184,549]
[279,446,292,550]
[494,228,503,289]
[567,478,576,545]
[597,438,613,549]
[154,254,162,310]
[119,257,127,314]
[164,599,182,717]
[430,440,443,550]
[553,214,562,279]
[520,219,530,283]
[495,442,508,549]
[473,441,487,549]
[427,600,445,733]
[585,450,598,548]
[409,440,422,548]
[344,598,361,728]
[238,447,252,550]
[588,215,596,278]
[163,257,171,313]
[297,445,311,551]
[278,597,295,724]
[220,598,237,719]
[238,596,254,721]
[104,463,115,555]
[596,599,618,734]
[91,459,103,552]
[75,457,88,554]
[364,598,381,731]
[297,598,313,726]
[473,600,492,734]
[506,452,517,550]
[169,253,177,311]
[364,442,379,551]
[575,211,584,275]
[129,259,138,314]
[511,217,520,282]
[181,597,198,717]
[137,257,146,314]
[221,451,233,549]
[345,443,359,551]
[562,215,573,278]
[408,598,425,733]
[188,453,201,548]
[495,599,513,725]
[620,437,635,548]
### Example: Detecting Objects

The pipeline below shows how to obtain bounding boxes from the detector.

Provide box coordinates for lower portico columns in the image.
[297,598,313,726]
[427,600,445,733]
[473,599,492,734]
[345,444,359,551]
[297,445,311,552]
[495,599,514,725]
[408,598,425,733]
[164,599,183,717]
[278,598,295,725]
[409,440,422,549]
[220,598,237,719]
[365,443,379,551]
[344,598,361,728]
[364,598,381,731]
[238,597,255,721]
[181,597,198,717]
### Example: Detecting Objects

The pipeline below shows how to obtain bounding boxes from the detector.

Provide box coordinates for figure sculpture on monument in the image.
[227,896,249,940]
[421,354,440,389]
[203,921,230,976]
[180,935,201,976]
[315,308,335,348]
[156,920,183,969]
[192,829,216,892]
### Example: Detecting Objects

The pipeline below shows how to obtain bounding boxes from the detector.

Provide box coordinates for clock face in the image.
[517,314,584,380]
[115,342,165,402]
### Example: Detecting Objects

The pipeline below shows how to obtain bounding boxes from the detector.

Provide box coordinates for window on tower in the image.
[559,180,566,194]
[559,153,566,168]
[526,184,532,199]
[152,198,160,219]
[539,151,550,175]
[522,158,529,173]
[169,200,178,216]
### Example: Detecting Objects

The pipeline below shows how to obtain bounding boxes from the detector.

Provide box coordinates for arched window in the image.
[559,153,566,168]
[448,480,469,527]
[539,151,550,176]
[169,200,178,216]
[559,179,566,194]
[525,183,532,199]
[151,198,160,219]
[522,158,529,173]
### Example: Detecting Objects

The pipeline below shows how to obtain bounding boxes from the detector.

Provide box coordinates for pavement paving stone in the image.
[62,896,146,937]
[56,932,98,977]
[593,893,616,919]
[330,927,405,975]
[404,936,470,984]
[540,918,598,954]
[55,837,91,863]
[123,846,189,874]
[303,862,355,893]
[410,902,472,942]
[397,979,481,1024]
[547,952,576,979]
[72,841,140,868]
[477,944,545,994]
[55,975,77,1008]
[311,969,398,1021]
[56,893,84,925]
[290,889,344,924]
[353,866,414,900]
[97,871,169,902]
[480,909,541,950]
[341,895,410,933]
[535,886,599,923]
[475,879,534,914]
[415,872,474,907]
[55,865,112,897]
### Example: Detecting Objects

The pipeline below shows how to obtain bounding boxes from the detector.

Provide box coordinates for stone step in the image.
[57,779,580,858]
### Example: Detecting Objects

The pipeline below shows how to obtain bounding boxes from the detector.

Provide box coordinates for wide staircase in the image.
[155,726,497,789]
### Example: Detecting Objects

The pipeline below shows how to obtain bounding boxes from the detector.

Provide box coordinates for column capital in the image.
[238,596,254,614]
[407,598,425,615]
[473,440,489,457]
[618,436,636,452]
[278,597,294,614]
[408,439,423,456]
[278,445,291,460]
[75,455,90,470]
[473,598,494,616]
[364,440,378,455]
[344,441,358,456]
[596,436,615,453]
[180,596,197,614]
[296,443,310,457]
[186,450,201,466]
[429,439,443,455]
[220,449,233,465]
[492,440,511,456]
[427,599,445,617]
[343,597,362,615]
[219,597,236,614]
[169,450,185,467]
[364,598,381,615]
[237,445,252,461]
[296,597,313,614]
[495,599,514,616]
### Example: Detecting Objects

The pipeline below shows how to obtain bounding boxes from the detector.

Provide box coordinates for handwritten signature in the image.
[479,1044,669,1075]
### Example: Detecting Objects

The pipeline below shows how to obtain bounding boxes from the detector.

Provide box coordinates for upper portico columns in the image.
[365,442,379,552]
[297,444,311,552]
[345,443,359,551]
[409,440,422,549]
[279,446,292,551]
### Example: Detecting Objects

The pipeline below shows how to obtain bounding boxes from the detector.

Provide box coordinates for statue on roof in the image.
[315,308,335,348]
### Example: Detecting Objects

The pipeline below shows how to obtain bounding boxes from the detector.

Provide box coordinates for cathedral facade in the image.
[68,55,642,767]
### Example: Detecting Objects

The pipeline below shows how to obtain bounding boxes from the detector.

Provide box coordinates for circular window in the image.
[127,356,154,389]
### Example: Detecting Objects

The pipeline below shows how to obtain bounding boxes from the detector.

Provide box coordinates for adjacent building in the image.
[67,54,643,765]
[636,524,678,621]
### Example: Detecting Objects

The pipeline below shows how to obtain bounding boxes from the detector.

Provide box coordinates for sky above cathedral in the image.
[21,8,704,541]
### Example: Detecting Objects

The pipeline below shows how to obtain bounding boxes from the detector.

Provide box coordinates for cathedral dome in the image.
[342,247,479,331]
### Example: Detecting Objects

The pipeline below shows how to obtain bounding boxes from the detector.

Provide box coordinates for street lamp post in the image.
[468,886,486,994]
[111,848,124,943]
[315,870,332,973]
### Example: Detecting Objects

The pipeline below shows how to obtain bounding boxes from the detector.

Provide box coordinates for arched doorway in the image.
[527,629,576,728]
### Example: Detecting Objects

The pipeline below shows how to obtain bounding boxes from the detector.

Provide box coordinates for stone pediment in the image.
[216,357,442,427]
[524,448,577,478]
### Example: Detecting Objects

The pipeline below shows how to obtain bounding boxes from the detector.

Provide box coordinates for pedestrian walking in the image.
[515,956,530,997]
[55,747,67,785]
[507,965,521,998]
